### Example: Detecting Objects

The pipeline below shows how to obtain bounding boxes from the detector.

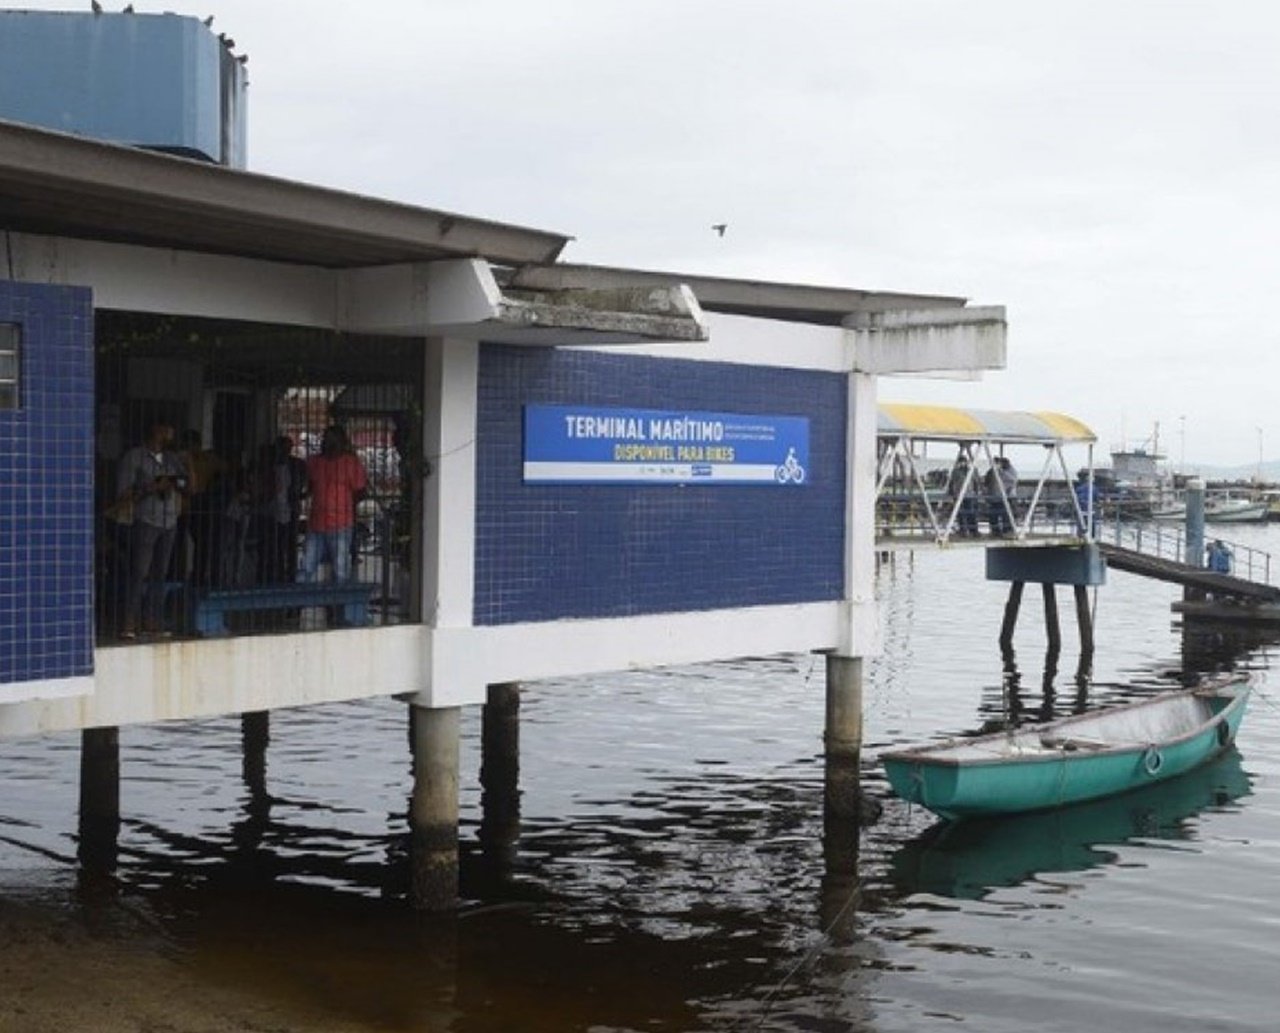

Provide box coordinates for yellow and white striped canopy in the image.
[877,403,1095,445]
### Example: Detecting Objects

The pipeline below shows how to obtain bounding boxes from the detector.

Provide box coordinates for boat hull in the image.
[882,678,1250,821]
[1206,502,1269,523]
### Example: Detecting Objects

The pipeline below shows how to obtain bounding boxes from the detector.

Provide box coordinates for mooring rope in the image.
[744,873,861,1031]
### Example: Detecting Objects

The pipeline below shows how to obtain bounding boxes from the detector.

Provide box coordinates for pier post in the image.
[1042,583,1061,655]
[242,710,269,788]
[479,682,521,881]
[820,810,862,943]
[1073,585,1094,655]
[409,704,461,911]
[1184,478,1206,568]
[822,654,866,939]
[233,711,271,855]
[1184,478,1207,605]
[999,581,1024,649]
[78,727,120,871]
[824,655,863,820]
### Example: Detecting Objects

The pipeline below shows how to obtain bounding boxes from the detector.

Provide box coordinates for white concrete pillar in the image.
[409,704,461,910]
[840,370,880,657]
[420,337,478,630]
[824,655,864,820]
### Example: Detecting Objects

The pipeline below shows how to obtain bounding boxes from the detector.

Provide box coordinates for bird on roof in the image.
[711,223,727,237]
[123,3,134,11]
[90,0,102,12]
[203,15,213,27]
[236,53,248,65]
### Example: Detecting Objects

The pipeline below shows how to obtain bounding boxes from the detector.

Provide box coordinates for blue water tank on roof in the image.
[0,9,246,167]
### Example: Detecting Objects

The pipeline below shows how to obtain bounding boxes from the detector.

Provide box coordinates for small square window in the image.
[0,322,18,410]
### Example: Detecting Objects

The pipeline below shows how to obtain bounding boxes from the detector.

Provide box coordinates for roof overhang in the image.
[344,258,708,344]
[0,118,569,267]
[507,261,969,326]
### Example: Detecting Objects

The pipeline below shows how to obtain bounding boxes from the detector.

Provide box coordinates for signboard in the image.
[523,404,810,485]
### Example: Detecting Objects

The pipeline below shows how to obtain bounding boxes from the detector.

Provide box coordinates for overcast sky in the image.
[19,1,1280,467]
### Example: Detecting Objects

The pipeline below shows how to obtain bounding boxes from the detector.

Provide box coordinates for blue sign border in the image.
[523,404,810,486]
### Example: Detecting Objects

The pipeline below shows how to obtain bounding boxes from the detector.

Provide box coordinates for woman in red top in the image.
[299,425,367,582]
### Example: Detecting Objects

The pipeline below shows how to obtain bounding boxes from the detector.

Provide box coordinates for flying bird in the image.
[711,223,727,237]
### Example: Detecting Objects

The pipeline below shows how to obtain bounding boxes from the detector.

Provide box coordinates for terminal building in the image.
[0,9,1006,906]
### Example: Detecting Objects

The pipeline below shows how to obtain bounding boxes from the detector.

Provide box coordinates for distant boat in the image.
[1206,497,1270,523]
[881,673,1252,821]
[1150,496,1269,524]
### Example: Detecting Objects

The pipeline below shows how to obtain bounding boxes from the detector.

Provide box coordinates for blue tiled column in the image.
[0,280,95,688]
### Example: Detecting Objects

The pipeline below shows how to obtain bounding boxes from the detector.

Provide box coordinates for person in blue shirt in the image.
[1073,470,1096,536]
[1206,539,1233,574]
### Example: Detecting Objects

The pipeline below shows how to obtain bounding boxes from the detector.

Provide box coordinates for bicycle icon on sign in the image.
[774,447,806,485]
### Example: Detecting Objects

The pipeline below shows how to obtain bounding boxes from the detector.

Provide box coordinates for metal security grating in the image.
[0,322,18,409]
[94,315,423,644]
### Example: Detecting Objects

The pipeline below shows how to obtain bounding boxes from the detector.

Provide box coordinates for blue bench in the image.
[193,582,377,637]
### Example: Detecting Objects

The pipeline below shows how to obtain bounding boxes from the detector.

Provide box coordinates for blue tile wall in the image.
[474,345,847,625]
[0,281,94,684]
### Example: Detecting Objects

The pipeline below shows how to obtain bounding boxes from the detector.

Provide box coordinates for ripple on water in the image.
[3,536,1280,1028]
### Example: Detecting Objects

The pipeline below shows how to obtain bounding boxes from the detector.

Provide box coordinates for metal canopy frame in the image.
[875,404,1097,544]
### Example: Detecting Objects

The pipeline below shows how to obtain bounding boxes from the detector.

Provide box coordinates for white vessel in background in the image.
[1151,493,1270,524]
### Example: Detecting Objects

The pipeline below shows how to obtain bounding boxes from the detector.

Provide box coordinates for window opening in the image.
[0,322,18,409]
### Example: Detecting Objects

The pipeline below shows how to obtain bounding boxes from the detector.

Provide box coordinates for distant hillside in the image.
[1183,460,1280,483]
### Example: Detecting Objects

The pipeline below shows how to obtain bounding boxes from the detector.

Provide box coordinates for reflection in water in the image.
[888,749,1253,901]
[7,541,1280,1030]
[977,642,1092,734]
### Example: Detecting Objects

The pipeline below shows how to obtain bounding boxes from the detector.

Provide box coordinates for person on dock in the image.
[986,457,1019,537]
[1073,469,1097,537]
[117,421,187,639]
[1207,539,1234,574]
[947,448,980,537]
[299,425,368,584]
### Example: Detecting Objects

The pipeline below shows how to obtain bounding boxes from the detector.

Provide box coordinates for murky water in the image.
[3,528,1280,1031]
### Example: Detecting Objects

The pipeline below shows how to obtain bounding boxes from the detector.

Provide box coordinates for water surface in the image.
[3,529,1279,1031]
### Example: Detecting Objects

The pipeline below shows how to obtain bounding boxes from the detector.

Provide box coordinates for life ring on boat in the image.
[1142,746,1164,776]
[1217,721,1232,748]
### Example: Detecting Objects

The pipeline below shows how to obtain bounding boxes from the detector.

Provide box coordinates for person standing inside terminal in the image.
[299,425,367,583]
[117,421,187,639]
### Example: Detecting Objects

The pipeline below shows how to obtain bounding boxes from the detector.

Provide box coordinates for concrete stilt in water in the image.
[78,726,120,871]
[241,710,269,788]
[479,682,520,882]
[235,711,271,855]
[824,655,864,821]
[1042,583,1062,656]
[1073,584,1094,658]
[820,809,861,942]
[410,704,461,911]
[822,655,866,935]
[999,580,1025,650]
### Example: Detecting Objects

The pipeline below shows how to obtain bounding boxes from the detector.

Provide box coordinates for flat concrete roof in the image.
[507,262,969,326]
[0,118,569,268]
